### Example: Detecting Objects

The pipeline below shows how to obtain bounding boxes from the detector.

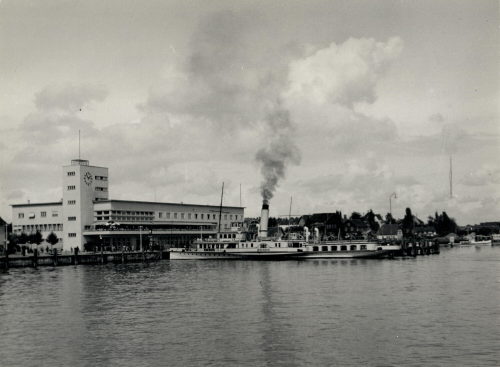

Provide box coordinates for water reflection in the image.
[0,248,499,366]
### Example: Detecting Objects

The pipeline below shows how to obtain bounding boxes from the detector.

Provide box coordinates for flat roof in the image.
[94,199,244,210]
[11,201,62,208]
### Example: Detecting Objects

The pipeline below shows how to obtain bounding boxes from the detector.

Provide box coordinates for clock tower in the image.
[62,159,109,251]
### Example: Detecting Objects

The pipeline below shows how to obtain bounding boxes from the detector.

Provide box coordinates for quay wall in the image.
[0,250,170,269]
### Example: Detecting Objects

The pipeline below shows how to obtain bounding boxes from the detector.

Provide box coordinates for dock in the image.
[1,250,170,269]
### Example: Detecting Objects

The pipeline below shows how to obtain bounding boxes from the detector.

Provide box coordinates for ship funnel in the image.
[259,200,269,238]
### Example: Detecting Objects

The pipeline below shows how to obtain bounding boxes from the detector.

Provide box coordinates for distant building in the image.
[377,223,403,241]
[11,159,244,252]
[414,225,437,238]
[345,218,371,236]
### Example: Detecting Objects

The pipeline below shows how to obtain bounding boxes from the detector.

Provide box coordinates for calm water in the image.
[1,247,499,367]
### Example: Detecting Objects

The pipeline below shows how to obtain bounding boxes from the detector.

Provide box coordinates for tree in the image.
[267,217,278,227]
[7,233,20,254]
[18,232,28,244]
[385,213,396,224]
[46,232,59,247]
[435,211,457,236]
[31,230,43,245]
[402,207,414,238]
[365,210,380,232]
[350,212,362,220]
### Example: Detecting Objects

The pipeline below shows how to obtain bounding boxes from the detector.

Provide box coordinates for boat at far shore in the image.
[492,234,500,246]
[458,234,492,247]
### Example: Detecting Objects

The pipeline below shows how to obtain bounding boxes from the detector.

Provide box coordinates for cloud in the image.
[35,83,108,112]
[461,166,500,187]
[284,37,403,108]
[139,10,293,129]
[429,113,445,123]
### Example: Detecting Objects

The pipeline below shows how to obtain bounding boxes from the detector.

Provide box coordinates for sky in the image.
[0,0,499,225]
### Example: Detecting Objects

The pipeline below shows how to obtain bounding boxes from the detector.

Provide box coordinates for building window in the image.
[213,214,216,220]
[68,233,77,237]
[188,213,191,219]
[224,215,227,220]
[95,187,107,192]
[67,185,76,190]
[194,214,198,219]
[166,213,170,219]
[181,213,185,219]
[201,214,204,220]
[29,212,35,219]
[68,217,76,221]
[67,171,75,176]
[67,200,76,205]
[18,213,24,219]
[41,211,47,217]
[174,213,178,219]
[159,212,163,218]
[95,176,108,181]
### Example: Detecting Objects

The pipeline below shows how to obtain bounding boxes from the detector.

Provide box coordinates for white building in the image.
[11,159,244,252]
[11,202,64,249]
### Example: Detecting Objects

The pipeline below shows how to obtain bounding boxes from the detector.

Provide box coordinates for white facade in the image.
[11,202,64,249]
[92,200,243,229]
[62,159,108,250]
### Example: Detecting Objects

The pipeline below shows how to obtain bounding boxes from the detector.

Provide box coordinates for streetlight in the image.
[389,192,397,216]
[139,225,143,252]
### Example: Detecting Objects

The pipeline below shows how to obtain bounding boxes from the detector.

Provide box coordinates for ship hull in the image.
[169,249,306,260]
[301,249,391,259]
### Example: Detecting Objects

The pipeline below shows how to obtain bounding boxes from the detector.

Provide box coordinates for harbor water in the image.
[0,247,499,366]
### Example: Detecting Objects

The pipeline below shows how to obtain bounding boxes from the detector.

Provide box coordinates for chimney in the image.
[259,200,269,238]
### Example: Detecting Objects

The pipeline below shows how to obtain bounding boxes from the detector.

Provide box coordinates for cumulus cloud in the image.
[284,37,403,108]
[35,83,108,112]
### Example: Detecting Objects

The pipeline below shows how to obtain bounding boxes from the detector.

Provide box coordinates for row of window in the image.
[18,211,59,219]
[16,224,63,232]
[312,245,368,251]
[68,217,76,221]
[67,185,108,192]
[158,212,239,221]
[66,171,108,181]
[68,200,76,205]
[68,233,77,237]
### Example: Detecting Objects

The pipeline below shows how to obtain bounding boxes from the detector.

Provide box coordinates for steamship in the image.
[168,200,308,260]
[169,200,400,260]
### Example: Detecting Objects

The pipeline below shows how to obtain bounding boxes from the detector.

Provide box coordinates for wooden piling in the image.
[33,249,38,268]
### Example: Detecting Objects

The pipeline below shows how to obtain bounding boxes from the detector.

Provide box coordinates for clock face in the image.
[84,172,93,186]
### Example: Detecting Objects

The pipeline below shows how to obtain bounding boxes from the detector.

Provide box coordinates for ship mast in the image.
[218,182,224,235]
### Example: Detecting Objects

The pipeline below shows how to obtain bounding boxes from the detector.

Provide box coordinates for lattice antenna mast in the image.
[449,155,453,199]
